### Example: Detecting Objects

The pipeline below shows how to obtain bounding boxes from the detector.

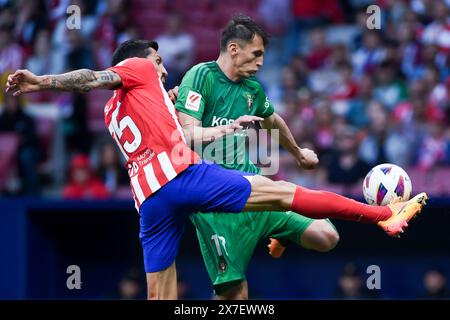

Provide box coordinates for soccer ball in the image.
[362,163,412,206]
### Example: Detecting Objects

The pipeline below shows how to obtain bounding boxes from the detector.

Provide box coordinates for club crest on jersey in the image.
[219,257,227,272]
[127,161,139,177]
[186,90,202,112]
[246,93,253,111]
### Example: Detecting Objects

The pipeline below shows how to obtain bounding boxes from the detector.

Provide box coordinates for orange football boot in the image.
[378,192,428,237]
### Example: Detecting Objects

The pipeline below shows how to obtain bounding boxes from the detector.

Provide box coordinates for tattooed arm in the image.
[5,69,122,96]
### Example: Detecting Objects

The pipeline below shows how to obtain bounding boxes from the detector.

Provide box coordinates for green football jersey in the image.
[175,61,275,174]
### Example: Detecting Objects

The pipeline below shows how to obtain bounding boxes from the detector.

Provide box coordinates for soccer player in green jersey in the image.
[173,16,340,299]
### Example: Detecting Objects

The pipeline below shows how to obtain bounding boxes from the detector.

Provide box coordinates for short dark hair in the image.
[111,40,158,66]
[220,15,269,52]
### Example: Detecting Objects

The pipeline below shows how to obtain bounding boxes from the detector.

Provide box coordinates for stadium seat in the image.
[131,0,168,10]
[404,167,450,196]
[186,11,218,28]
[427,168,450,196]
[406,167,428,193]
[170,0,212,13]
[215,5,257,27]
[218,0,254,7]
[141,26,166,39]
[188,27,221,62]
[131,10,167,38]
[133,11,167,28]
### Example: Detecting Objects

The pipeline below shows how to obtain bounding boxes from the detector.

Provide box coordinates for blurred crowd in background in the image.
[113,263,450,299]
[0,0,449,200]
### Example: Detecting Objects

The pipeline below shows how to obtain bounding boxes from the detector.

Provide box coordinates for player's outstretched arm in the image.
[178,111,262,145]
[5,69,122,96]
[261,112,318,170]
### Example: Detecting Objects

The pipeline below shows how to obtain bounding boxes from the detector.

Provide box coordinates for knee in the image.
[304,220,340,252]
[325,230,340,252]
[318,222,340,252]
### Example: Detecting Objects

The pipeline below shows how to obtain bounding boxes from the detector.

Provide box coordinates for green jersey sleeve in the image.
[175,63,212,120]
[254,83,275,118]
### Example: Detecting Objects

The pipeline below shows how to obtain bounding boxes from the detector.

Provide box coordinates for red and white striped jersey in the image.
[106,58,199,210]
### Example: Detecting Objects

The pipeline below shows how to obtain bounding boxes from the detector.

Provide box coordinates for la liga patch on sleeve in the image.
[185,90,202,112]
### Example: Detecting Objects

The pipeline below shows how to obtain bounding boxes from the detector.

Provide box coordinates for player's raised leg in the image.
[244,175,428,237]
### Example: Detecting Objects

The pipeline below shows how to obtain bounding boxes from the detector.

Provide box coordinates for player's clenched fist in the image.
[297,147,319,170]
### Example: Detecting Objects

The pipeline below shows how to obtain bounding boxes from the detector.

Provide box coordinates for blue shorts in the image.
[139,161,254,273]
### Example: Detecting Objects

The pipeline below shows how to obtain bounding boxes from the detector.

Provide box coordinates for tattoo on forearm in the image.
[47,69,118,93]
[98,71,114,82]
[47,69,95,92]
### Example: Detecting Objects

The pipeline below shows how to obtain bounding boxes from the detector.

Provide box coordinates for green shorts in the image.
[190,211,314,295]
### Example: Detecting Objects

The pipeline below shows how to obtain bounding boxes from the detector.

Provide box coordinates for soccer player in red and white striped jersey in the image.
[105,55,200,210]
